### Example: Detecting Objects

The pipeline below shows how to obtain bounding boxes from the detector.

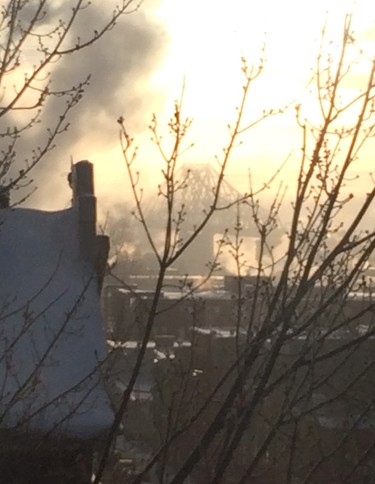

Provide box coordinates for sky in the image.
[21,0,375,215]
[151,0,375,190]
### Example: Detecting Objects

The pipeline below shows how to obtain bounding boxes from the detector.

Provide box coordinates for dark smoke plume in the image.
[16,1,167,208]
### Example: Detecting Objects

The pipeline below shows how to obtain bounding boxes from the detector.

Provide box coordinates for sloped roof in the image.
[0,207,113,440]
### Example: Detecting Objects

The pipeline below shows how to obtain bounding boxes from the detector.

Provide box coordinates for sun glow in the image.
[137,0,374,192]
[154,0,373,102]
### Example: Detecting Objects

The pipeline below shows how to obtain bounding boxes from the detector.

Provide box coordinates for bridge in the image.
[137,163,278,274]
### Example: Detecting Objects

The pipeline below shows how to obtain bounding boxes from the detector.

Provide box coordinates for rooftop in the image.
[0,207,113,440]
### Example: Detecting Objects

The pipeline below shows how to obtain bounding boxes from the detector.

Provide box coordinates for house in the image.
[0,161,112,483]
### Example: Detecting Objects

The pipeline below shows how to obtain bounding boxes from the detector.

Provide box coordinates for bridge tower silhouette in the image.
[140,163,257,274]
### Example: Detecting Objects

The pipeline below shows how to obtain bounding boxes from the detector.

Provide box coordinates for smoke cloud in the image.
[15,1,167,208]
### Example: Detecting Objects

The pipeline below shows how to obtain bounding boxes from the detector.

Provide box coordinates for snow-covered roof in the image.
[0,207,113,440]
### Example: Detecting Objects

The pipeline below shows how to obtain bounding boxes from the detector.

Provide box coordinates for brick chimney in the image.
[69,160,109,291]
